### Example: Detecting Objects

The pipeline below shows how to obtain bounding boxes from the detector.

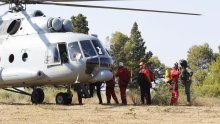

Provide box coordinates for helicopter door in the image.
[58,43,69,64]
[45,44,61,65]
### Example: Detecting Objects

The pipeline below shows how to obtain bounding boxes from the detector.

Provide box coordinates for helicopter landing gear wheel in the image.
[56,92,72,105]
[31,88,44,104]
[56,92,65,105]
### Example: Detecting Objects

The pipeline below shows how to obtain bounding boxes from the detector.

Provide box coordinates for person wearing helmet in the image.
[170,62,181,105]
[115,62,131,105]
[179,59,193,105]
[137,62,152,105]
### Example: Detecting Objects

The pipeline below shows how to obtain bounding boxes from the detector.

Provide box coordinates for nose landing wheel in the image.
[56,92,72,105]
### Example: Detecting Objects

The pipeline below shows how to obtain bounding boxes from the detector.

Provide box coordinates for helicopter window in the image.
[7,19,21,35]
[22,53,28,62]
[91,40,106,55]
[68,42,82,61]
[9,54,14,63]
[80,40,97,57]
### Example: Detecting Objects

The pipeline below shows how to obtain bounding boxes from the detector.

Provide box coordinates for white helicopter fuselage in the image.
[0,10,113,88]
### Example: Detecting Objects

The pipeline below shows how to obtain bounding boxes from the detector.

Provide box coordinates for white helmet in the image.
[119,62,124,67]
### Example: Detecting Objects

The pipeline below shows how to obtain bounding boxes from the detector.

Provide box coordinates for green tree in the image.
[187,43,214,71]
[125,22,146,86]
[109,32,129,65]
[71,14,89,34]
[193,70,208,85]
[198,57,220,96]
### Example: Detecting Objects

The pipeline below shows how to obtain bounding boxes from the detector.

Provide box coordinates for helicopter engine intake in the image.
[90,69,113,83]
[47,18,72,32]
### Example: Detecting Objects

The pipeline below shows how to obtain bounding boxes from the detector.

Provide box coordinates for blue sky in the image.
[0,0,219,67]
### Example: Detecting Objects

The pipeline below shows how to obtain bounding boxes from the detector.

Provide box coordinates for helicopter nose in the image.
[90,69,113,83]
[85,57,113,75]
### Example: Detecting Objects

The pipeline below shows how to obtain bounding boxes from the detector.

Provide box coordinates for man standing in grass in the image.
[170,62,181,105]
[115,62,131,105]
[179,59,193,106]
[137,62,152,105]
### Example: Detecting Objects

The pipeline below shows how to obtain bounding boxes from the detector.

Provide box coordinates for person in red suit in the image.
[170,62,181,105]
[106,71,119,104]
[115,62,131,105]
[138,62,152,105]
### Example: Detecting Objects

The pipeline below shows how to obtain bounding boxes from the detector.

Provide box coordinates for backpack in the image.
[165,68,171,83]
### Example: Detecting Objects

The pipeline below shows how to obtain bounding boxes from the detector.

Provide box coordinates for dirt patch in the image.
[0,103,220,124]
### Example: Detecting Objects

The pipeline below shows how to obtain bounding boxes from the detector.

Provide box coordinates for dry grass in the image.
[0,103,220,124]
[0,88,220,123]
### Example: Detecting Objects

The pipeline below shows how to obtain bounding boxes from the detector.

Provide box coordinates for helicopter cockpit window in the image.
[68,42,82,61]
[80,40,97,57]
[7,19,21,35]
[91,40,106,55]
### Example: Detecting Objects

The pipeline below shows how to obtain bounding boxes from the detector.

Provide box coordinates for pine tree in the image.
[125,22,146,87]
[71,14,89,34]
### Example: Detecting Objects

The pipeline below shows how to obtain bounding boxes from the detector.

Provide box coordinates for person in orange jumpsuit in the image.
[170,62,181,105]
[115,62,131,105]
[106,72,119,104]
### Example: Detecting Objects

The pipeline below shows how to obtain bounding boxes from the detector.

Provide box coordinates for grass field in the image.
[0,88,220,124]
[0,103,220,124]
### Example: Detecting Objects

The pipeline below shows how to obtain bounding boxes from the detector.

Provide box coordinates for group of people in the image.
[76,60,192,106]
[76,62,131,105]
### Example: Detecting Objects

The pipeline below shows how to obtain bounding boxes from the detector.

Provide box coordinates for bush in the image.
[127,89,141,105]
[151,82,171,105]
[196,57,220,97]
[198,84,220,97]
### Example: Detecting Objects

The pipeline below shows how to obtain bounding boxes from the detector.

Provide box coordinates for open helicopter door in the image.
[58,43,69,64]
[45,43,69,65]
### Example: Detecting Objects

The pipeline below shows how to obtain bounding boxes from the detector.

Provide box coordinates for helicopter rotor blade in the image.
[36,0,119,1]
[37,2,201,16]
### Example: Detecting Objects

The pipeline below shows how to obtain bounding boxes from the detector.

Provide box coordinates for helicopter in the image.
[0,0,200,105]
